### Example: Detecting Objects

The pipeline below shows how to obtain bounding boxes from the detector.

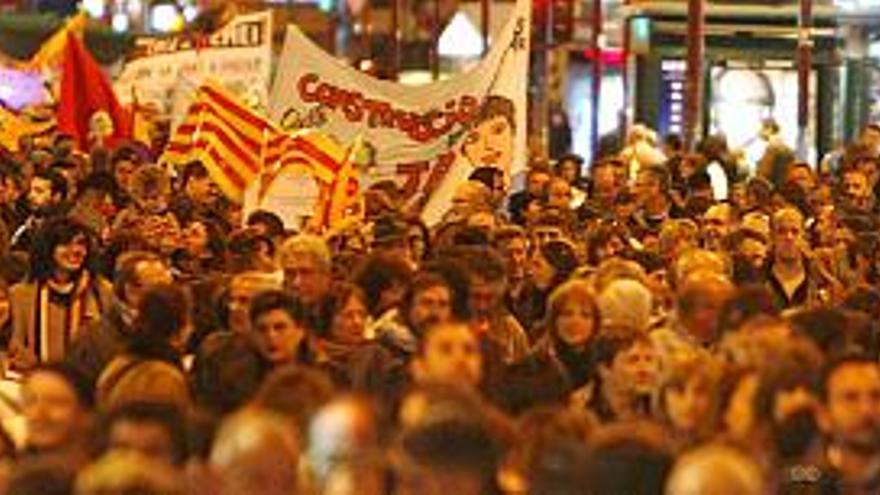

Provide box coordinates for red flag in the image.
[57,34,129,151]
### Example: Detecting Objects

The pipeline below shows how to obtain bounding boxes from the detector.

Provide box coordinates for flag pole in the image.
[481,0,490,55]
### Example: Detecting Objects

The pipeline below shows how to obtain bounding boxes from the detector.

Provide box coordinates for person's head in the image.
[655,219,698,263]
[246,210,286,240]
[352,252,413,318]
[859,124,880,156]
[251,364,337,436]
[211,410,301,495]
[555,155,584,185]
[663,133,684,157]
[181,218,226,260]
[180,161,216,206]
[226,271,282,334]
[27,168,67,212]
[733,228,769,273]
[529,210,568,248]
[5,456,77,495]
[413,321,483,387]
[130,165,171,215]
[279,234,332,305]
[528,240,578,292]
[596,279,654,336]
[461,95,515,170]
[771,207,805,262]
[75,451,185,495]
[604,334,661,396]
[666,443,765,495]
[403,272,455,336]
[659,353,722,436]
[226,228,276,274]
[307,396,383,489]
[633,165,669,206]
[818,355,880,454]
[672,248,729,290]
[249,290,310,366]
[449,181,492,220]
[495,226,529,282]
[469,166,506,207]
[591,159,623,197]
[460,247,507,319]
[396,403,504,495]
[786,162,816,191]
[546,279,600,350]
[545,177,572,210]
[111,146,142,193]
[585,422,673,495]
[526,165,553,197]
[677,270,734,345]
[131,284,190,354]
[22,363,92,453]
[323,283,369,346]
[30,217,93,281]
[98,401,188,465]
[587,223,630,265]
[407,219,432,263]
[842,166,872,203]
[191,333,266,415]
[113,251,173,310]
[702,203,736,251]
[371,215,415,265]
[854,153,880,188]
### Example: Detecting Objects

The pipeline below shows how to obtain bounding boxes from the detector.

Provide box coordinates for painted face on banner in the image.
[461,114,514,172]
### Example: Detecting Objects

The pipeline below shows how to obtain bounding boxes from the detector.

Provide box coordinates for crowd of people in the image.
[0,116,879,494]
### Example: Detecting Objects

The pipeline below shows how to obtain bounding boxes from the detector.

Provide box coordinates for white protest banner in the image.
[269,0,530,226]
[114,11,272,117]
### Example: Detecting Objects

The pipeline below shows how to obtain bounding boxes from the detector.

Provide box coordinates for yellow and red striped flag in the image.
[162,83,273,202]
[258,129,347,200]
[312,136,364,231]
[162,82,348,203]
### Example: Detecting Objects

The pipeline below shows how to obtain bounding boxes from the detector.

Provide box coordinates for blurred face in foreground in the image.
[665,376,714,434]
[822,362,880,453]
[413,322,483,387]
[108,419,175,464]
[22,370,87,452]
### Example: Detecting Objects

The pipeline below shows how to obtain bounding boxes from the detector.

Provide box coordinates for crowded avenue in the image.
[1,0,880,493]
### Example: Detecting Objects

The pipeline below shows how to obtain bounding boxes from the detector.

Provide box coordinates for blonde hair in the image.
[279,234,332,273]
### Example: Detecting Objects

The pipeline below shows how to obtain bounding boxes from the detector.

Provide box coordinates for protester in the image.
[4,33,880,495]
[9,218,112,369]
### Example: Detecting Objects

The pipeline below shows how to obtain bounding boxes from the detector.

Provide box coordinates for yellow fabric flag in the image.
[321,136,364,230]
[0,106,54,151]
[24,12,88,70]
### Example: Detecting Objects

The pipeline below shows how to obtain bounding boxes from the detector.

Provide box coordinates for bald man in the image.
[211,411,301,495]
[666,444,766,495]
